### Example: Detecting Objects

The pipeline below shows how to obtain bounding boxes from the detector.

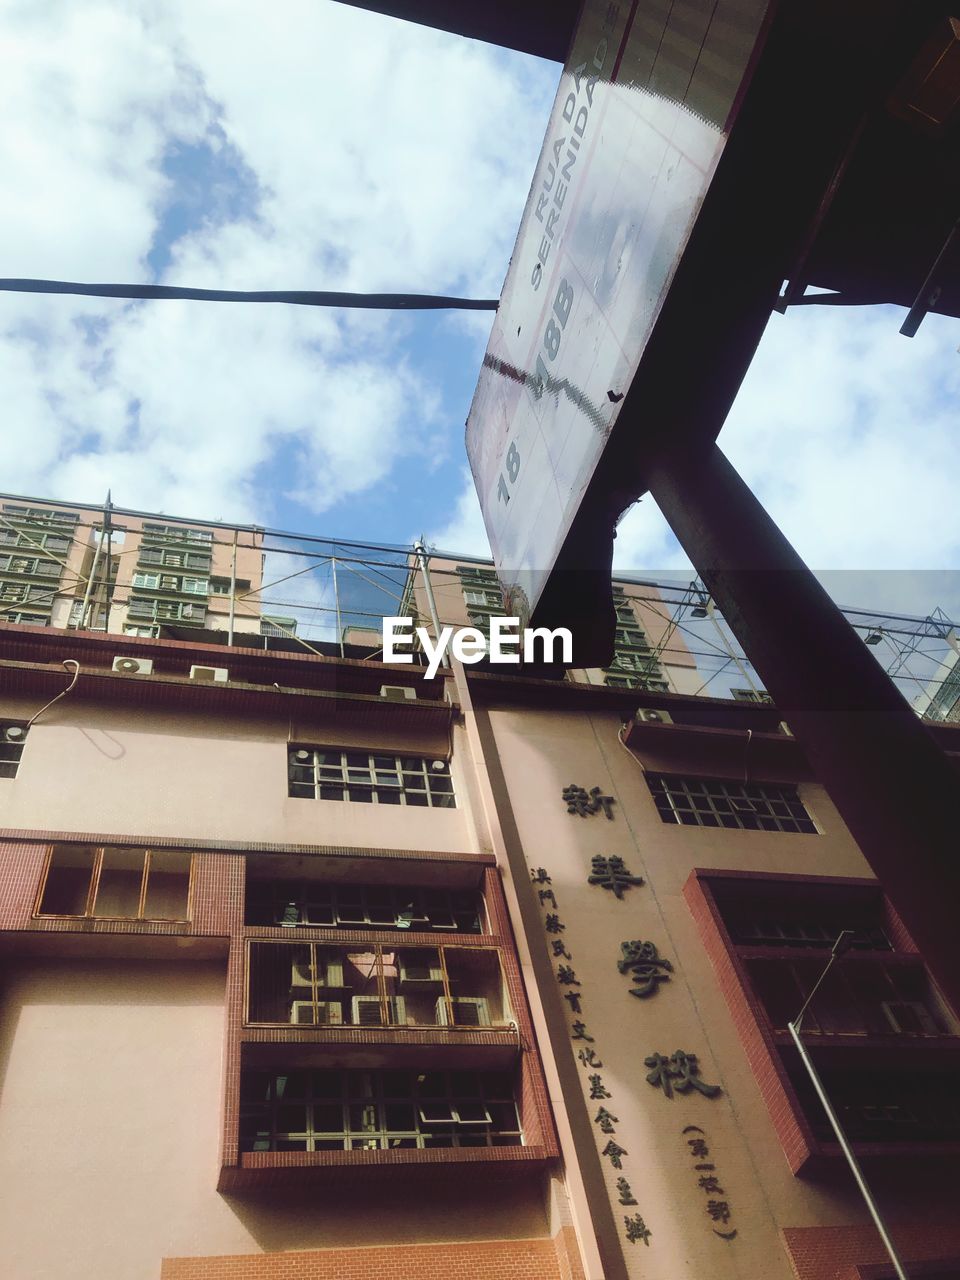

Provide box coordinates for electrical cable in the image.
[26,659,80,727]
[0,278,499,311]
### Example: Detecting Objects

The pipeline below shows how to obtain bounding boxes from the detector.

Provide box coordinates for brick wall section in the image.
[783,1223,960,1280]
[0,839,48,926]
[161,1237,564,1280]
[553,1224,587,1280]
[683,870,817,1172]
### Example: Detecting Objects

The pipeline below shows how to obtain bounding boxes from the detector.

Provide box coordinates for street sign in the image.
[466,0,772,643]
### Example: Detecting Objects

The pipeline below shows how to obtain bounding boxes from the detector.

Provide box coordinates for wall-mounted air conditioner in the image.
[380,684,416,701]
[290,1000,343,1026]
[436,996,490,1027]
[636,707,673,725]
[290,956,344,989]
[189,665,229,682]
[352,995,405,1026]
[112,656,154,675]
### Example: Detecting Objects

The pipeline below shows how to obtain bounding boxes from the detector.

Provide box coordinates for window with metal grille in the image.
[647,773,817,833]
[245,877,482,932]
[239,1068,522,1152]
[0,722,28,778]
[288,748,455,808]
[246,942,506,1028]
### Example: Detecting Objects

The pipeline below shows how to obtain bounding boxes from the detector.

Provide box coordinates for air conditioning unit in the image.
[881,1000,939,1035]
[189,665,229,682]
[397,955,443,985]
[380,684,416,701]
[290,1000,343,1026]
[436,996,490,1027]
[352,995,405,1027]
[290,957,344,989]
[112,656,154,676]
[2,724,27,743]
[636,707,673,725]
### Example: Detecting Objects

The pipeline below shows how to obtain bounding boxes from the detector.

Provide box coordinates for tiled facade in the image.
[0,503,959,1279]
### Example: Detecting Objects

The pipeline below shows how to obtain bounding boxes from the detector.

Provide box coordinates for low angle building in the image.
[0,493,958,1280]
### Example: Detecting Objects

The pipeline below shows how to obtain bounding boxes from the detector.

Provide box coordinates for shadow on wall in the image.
[221,1173,551,1253]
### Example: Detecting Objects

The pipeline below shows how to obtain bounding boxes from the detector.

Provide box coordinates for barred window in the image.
[288,748,455,808]
[0,722,28,778]
[646,773,817,833]
[240,1068,521,1152]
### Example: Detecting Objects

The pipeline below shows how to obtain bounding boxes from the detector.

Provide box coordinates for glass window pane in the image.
[93,847,145,918]
[142,850,191,920]
[38,845,96,916]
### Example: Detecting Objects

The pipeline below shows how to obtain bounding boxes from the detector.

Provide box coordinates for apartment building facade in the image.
[0,519,958,1279]
[0,494,266,640]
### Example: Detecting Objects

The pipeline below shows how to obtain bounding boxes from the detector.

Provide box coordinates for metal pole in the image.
[102,491,113,633]
[787,1020,910,1280]
[227,528,238,647]
[331,555,344,658]
[705,599,760,696]
[77,521,103,630]
[646,442,960,1010]
[414,539,448,668]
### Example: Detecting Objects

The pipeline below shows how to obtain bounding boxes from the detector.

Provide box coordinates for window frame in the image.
[239,1067,522,1153]
[647,772,819,834]
[34,845,195,922]
[288,747,456,809]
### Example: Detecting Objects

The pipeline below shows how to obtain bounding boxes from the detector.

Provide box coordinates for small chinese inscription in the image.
[618,940,673,997]
[601,1139,627,1169]
[624,1213,652,1246]
[616,1176,637,1206]
[594,1107,618,1134]
[562,784,616,819]
[682,1126,738,1240]
[645,1051,721,1100]
[588,855,644,898]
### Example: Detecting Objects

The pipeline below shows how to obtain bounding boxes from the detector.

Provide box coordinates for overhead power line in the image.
[0,278,499,311]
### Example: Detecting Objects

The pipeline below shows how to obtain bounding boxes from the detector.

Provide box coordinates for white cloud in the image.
[0,1,559,524]
[426,466,490,556]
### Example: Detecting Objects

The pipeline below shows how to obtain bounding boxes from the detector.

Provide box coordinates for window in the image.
[0,581,51,605]
[123,624,160,637]
[127,597,203,624]
[604,672,670,692]
[246,877,482,932]
[247,942,506,1028]
[36,845,192,920]
[141,522,213,545]
[647,773,817,833]
[0,555,60,577]
[138,546,211,571]
[731,688,774,703]
[288,749,456,808]
[1,611,48,625]
[0,722,28,778]
[260,615,297,636]
[2,505,78,526]
[239,1068,521,1152]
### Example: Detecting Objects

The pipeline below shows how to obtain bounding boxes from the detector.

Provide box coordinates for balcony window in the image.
[288,748,456,808]
[648,773,817,833]
[245,878,482,932]
[246,942,509,1029]
[239,1068,521,1152]
[36,845,192,920]
[0,722,28,778]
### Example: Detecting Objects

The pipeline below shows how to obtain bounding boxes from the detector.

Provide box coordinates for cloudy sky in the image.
[1,0,958,621]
